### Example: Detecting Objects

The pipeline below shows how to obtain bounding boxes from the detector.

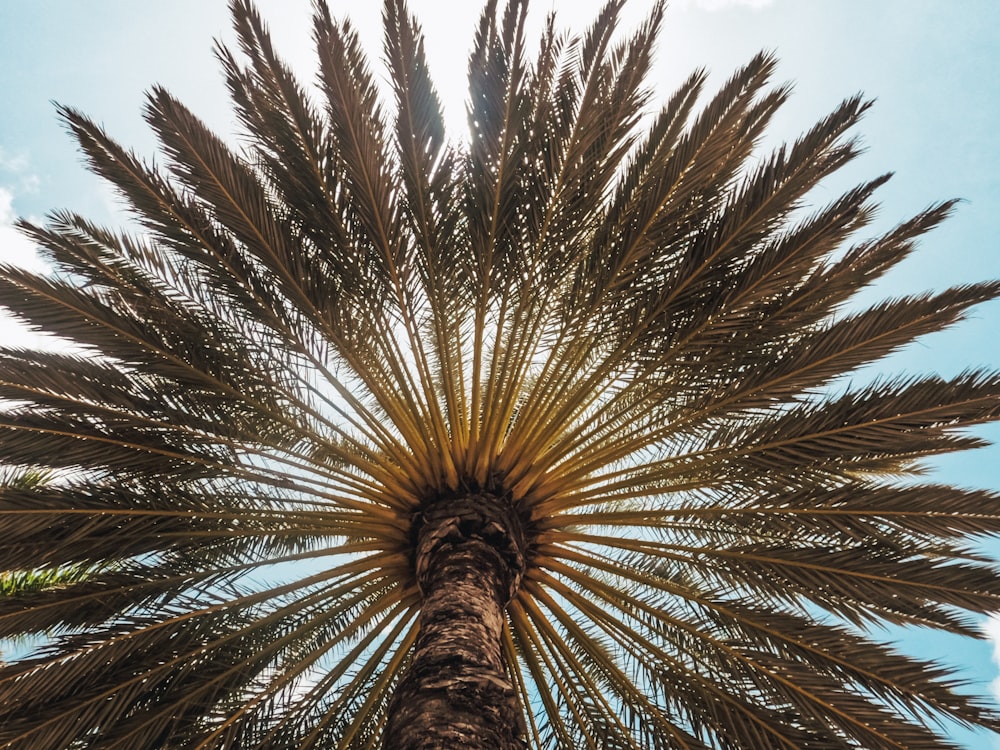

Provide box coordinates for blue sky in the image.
[1,1,998,746]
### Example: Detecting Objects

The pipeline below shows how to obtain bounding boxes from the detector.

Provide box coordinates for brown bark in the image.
[381,490,529,750]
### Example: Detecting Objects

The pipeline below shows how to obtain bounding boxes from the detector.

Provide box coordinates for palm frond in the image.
[1,1,998,748]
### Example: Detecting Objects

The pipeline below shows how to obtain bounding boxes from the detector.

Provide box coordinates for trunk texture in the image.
[382,490,528,750]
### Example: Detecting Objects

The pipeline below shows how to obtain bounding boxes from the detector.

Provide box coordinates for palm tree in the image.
[1,0,999,746]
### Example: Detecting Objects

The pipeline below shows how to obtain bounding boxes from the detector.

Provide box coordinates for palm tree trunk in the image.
[382,490,528,749]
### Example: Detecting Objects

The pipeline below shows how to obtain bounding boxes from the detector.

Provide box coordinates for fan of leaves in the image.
[0,0,999,747]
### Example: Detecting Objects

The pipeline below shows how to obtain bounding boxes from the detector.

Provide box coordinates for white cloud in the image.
[0,147,29,174]
[676,0,774,10]
[0,188,46,275]
[982,614,1000,705]
[0,147,39,196]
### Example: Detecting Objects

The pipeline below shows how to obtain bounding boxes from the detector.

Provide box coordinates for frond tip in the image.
[0,0,998,748]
